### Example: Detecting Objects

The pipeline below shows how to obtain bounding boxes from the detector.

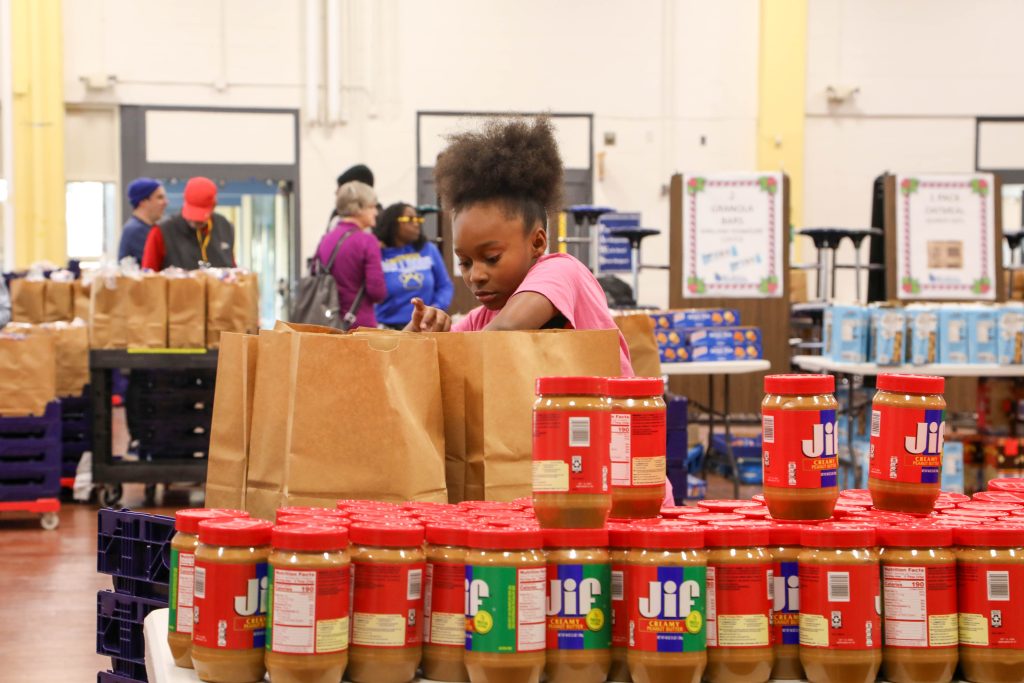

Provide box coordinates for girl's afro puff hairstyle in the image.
[434,116,563,231]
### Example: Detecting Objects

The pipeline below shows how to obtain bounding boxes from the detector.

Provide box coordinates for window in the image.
[65,181,117,264]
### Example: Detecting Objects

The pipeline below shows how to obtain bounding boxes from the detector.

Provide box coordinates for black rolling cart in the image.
[90,349,218,506]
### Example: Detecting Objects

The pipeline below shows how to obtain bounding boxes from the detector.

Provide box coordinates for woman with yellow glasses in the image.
[375,203,454,329]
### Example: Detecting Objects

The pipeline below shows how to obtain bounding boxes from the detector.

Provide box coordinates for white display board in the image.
[681,172,784,298]
[894,173,997,300]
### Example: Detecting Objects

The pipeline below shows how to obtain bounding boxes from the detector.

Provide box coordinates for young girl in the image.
[407,116,634,377]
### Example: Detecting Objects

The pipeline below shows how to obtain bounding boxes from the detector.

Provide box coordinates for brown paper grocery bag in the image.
[614,313,662,378]
[432,329,621,503]
[205,333,259,510]
[89,275,129,349]
[10,279,46,323]
[0,333,57,416]
[245,327,447,518]
[124,274,168,348]
[42,281,74,323]
[48,322,90,397]
[72,279,91,322]
[167,271,207,348]
[206,271,260,348]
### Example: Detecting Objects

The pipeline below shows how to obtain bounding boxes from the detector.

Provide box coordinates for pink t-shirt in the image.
[452,253,634,376]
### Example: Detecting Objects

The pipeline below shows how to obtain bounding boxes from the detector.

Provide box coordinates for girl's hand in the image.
[406,297,452,332]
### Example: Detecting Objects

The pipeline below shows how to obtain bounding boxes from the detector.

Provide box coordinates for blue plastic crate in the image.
[0,464,60,501]
[97,590,165,661]
[0,401,62,441]
[98,671,144,683]
[111,657,148,682]
[0,437,61,463]
[97,509,175,595]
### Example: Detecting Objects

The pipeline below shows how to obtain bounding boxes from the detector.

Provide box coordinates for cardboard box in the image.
[649,309,740,330]
[824,305,869,363]
[690,342,763,362]
[998,304,1024,365]
[938,306,969,364]
[683,326,762,346]
[967,306,999,364]
[941,440,965,494]
[905,305,939,365]
[869,307,907,366]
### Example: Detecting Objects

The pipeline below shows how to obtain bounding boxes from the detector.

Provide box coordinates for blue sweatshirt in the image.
[375,241,453,325]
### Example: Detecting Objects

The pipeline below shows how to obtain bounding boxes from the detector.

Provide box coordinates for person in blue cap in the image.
[118,177,167,264]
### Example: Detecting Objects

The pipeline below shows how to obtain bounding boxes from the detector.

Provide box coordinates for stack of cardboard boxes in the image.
[650,308,763,363]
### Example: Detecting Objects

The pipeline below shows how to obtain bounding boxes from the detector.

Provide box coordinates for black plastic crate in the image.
[96,590,166,661]
[112,575,169,600]
[96,509,175,593]
[130,369,216,391]
[98,671,145,683]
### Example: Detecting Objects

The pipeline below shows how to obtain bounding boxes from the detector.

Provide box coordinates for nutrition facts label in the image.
[883,565,957,648]
[517,568,547,652]
[272,568,349,654]
[174,552,195,634]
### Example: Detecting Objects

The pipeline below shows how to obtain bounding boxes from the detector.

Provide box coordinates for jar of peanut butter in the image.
[704,526,773,683]
[626,524,707,683]
[762,374,840,521]
[465,526,547,683]
[423,520,470,682]
[869,373,946,514]
[607,377,666,519]
[266,524,350,683]
[877,525,957,683]
[192,518,274,683]
[533,376,611,529]
[799,525,881,683]
[345,522,425,683]
[955,525,1024,683]
[769,523,805,680]
[607,522,633,682]
[544,528,611,683]
[168,508,249,668]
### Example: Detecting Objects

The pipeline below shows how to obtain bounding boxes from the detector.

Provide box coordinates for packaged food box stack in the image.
[648,308,762,363]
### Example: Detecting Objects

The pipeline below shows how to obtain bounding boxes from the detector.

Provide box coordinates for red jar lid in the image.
[607,522,635,549]
[972,491,1024,504]
[272,524,349,551]
[931,501,955,511]
[660,506,706,517]
[954,525,1024,548]
[960,501,1023,513]
[708,519,773,528]
[769,523,807,546]
[876,373,945,394]
[687,513,744,524]
[535,376,609,396]
[607,377,664,398]
[630,525,704,550]
[276,514,350,528]
[704,526,770,548]
[876,525,952,548]
[942,508,1005,519]
[458,501,526,511]
[698,499,764,513]
[403,502,457,513]
[988,478,1024,497]
[764,374,834,395]
[468,526,543,550]
[936,492,970,504]
[543,528,609,548]
[801,524,876,548]
[424,520,469,547]
[738,507,772,519]
[751,494,766,503]
[175,508,249,535]
[198,518,273,547]
[276,507,348,522]
[840,489,872,499]
[348,521,425,548]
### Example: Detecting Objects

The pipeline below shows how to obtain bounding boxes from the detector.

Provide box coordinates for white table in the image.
[792,355,1024,377]
[661,359,772,498]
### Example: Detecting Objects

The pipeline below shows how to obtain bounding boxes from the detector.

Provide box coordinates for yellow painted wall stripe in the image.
[11,0,65,268]
[757,0,807,261]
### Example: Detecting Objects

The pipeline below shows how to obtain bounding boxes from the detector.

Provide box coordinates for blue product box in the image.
[998,304,1024,365]
[967,306,999,364]
[869,307,907,366]
[941,440,965,494]
[824,305,869,363]
[684,326,762,346]
[690,342,763,362]
[905,305,939,365]
[659,345,690,363]
[938,306,969,364]
[650,309,740,330]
